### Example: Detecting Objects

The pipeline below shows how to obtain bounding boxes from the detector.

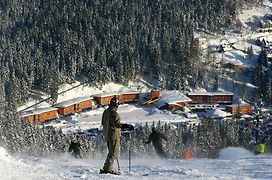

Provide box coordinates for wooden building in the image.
[150,89,160,100]
[21,107,58,123]
[139,89,161,105]
[21,112,35,122]
[54,99,76,116]
[76,96,94,111]
[54,96,93,116]
[92,93,120,106]
[225,103,252,115]
[187,92,233,104]
[119,91,140,104]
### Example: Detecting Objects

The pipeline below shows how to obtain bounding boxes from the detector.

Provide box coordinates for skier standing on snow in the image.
[255,138,266,155]
[183,148,192,160]
[100,97,134,175]
[145,127,168,159]
[68,135,82,158]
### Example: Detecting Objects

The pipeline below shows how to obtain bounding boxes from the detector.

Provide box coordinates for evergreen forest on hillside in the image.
[0,0,267,156]
[0,0,260,106]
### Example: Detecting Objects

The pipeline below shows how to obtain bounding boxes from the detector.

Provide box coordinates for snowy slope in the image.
[1,147,272,180]
[194,0,272,100]
[238,0,272,29]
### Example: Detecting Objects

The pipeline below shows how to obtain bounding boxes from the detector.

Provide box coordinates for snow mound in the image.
[206,109,232,118]
[219,147,253,160]
[0,147,11,162]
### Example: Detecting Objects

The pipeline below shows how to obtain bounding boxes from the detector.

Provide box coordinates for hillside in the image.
[13,0,272,106]
[194,0,272,102]
[16,0,272,145]
[0,0,263,109]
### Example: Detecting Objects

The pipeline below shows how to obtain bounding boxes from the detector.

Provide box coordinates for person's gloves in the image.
[121,124,134,131]
[128,124,134,131]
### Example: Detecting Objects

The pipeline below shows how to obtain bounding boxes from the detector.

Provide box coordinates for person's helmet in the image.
[110,97,119,108]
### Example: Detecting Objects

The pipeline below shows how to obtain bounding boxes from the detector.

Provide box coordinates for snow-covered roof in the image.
[206,109,232,118]
[75,96,93,101]
[155,90,191,108]
[223,50,246,66]
[187,91,233,96]
[21,107,58,116]
[261,35,272,42]
[54,96,92,107]
[241,114,252,118]
[121,91,141,95]
[91,92,120,98]
[267,52,272,58]
[226,103,251,107]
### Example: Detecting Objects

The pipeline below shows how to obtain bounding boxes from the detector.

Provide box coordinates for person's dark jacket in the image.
[102,107,134,142]
[145,129,168,147]
[145,128,168,158]
[145,128,168,147]
[69,141,81,158]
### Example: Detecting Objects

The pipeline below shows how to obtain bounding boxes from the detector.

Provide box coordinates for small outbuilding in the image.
[92,93,120,106]
[119,91,140,104]
[187,91,233,104]
[54,96,93,116]
[20,107,58,123]
[139,89,161,105]
[225,103,252,115]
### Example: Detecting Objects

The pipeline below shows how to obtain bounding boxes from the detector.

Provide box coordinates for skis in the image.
[99,169,121,175]
[99,170,149,176]
[121,171,149,176]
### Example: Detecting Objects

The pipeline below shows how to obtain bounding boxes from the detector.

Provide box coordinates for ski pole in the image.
[129,132,131,172]
[129,148,131,172]
[116,157,120,172]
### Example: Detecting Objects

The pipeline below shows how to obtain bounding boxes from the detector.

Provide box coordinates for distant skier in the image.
[183,148,192,160]
[255,138,266,155]
[68,137,82,158]
[145,127,168,159]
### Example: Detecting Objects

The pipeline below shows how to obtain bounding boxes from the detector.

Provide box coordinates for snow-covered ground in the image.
[1,146,272,180]
[194,0,272,99]
[239,0,272,29]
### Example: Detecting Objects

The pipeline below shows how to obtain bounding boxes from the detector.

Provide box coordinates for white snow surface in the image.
[1,146,272,180]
